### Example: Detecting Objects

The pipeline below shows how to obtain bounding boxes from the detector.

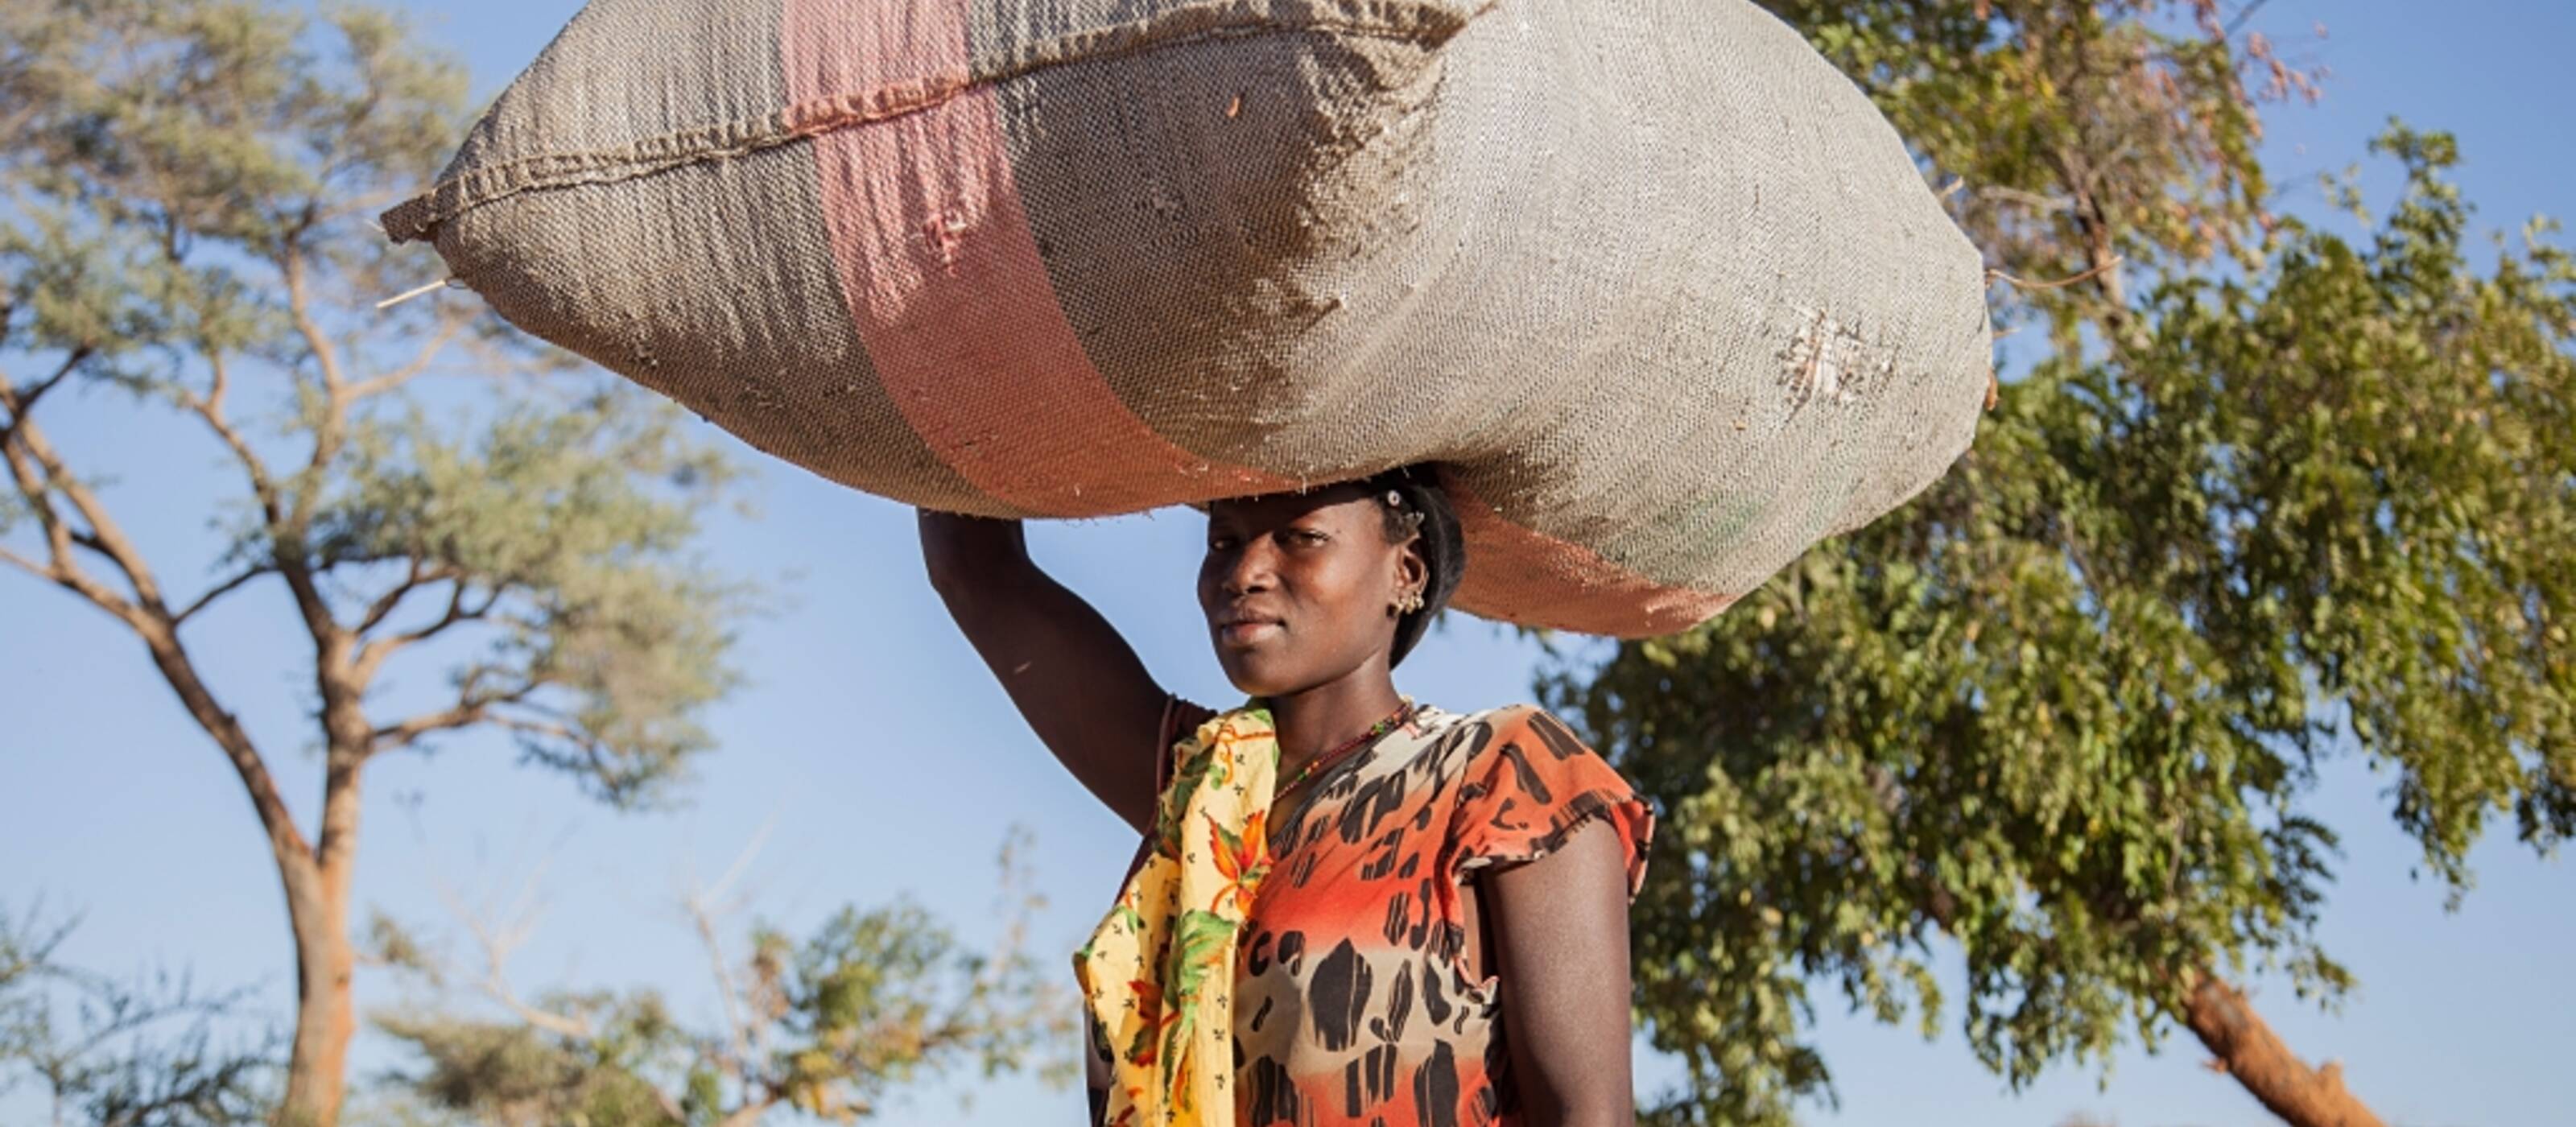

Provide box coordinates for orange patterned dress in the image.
[1083,701,1655,1127]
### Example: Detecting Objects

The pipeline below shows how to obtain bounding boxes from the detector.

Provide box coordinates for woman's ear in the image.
[1396,533,1429,597]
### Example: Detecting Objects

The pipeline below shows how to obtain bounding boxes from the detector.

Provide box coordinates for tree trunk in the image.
[2181,969,2387,1127]
[126,617,358,1125]
[279,724,369,1127]
[277,856,355,1127]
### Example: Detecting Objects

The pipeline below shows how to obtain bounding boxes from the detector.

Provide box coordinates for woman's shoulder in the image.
[1441,700,1587,740]
[1414,701,1598,763]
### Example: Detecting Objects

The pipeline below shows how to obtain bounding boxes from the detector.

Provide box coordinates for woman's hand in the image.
[918,510,1170,836]
[1485,819,1641,1127]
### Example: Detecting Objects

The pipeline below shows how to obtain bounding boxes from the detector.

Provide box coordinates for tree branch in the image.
[0,373,150,628]
[715,1092,786,1127]
[0,349,89,444]
[0,543,51,579]
[0,382,171,617]
[184,352,284,527]
[283,247,349,535]
[345,313,464,401]
[2224,0,2274,36]
[350,581,499,684]
[353,559,456,634]
[0,363,309,870]
[2180,968,2386,1127]
[367,671,550,753]
[490,712,637,798]
[685,856,762,1084]
[257,252,361,675]
[174,564,273,625]
[2,448,84,590]
[1975,186,2079,215]
[151,623,317,880]
[428,873,595,1042]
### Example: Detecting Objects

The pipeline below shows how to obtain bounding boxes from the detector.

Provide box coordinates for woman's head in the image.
[1199,467,1463,696]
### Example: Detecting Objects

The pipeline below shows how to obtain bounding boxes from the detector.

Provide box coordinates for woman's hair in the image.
[1364,466,1465,667]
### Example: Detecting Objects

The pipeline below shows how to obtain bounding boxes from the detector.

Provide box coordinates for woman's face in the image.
[1199,487,1425,697]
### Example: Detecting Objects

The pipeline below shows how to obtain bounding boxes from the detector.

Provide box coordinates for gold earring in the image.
[1394,588,1426,615]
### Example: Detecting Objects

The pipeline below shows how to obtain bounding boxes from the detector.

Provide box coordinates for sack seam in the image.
[381,0,1488,242]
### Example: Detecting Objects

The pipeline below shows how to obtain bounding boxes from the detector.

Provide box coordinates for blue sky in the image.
[4,2,2570,1125]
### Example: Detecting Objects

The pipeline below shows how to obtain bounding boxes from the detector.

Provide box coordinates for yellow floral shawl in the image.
[1075,706,1278,1127]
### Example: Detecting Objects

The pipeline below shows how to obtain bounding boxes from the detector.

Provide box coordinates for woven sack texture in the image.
[382,0,1992,638]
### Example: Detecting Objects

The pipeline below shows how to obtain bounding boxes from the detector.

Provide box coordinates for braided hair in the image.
[1364,466,1465,668]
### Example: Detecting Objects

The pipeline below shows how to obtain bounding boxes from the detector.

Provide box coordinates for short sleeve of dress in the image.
[1445,704,1655,902]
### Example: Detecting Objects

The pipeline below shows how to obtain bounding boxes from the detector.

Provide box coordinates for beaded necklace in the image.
[1274,697,1417,798]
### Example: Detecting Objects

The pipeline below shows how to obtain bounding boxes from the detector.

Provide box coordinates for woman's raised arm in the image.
[918,510,1172,836]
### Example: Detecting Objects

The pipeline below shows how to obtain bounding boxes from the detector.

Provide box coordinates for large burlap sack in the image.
[383,0,1991,638]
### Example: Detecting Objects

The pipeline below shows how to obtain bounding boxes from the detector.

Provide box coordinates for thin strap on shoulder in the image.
[1154,693,1179,796]
[1153,694,1223,795]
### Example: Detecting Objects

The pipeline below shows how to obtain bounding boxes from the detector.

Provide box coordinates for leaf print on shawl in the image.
[1159,909,1239,1113]
[1122,970,1175,1067]
[1208,810,1270,916]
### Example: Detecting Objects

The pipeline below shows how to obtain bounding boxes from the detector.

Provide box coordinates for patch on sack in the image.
[1776,305,1896,425]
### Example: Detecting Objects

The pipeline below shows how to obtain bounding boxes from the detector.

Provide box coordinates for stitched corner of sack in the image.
[379,195,436,245]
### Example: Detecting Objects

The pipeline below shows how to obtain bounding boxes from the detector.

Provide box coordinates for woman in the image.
[919,467,1653,1127]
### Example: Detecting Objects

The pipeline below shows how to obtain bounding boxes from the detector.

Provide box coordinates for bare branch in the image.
[358,559,431,633]
[683,830,777,1080]
[0,543,54,580]
[204,345,231,417]
[1,382,150,628]
[68,528,116,563]
[184,352,283,526]
[492,714,583,743]
[345,313,464,400]
[428,868,594,1042]
[354,559,459,634]
[0,373,172,617]
[351,581,500,683]
[2224,0,2274,36]
[174,564,273,625]
[31,452,165,610]
[2,373,80,561]
[1975,186,2080,215]
[1,445,82,585]
[283,248,349,536]
[0,349,90,443]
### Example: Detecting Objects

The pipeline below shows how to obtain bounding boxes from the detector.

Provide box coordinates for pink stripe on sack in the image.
[780,0,1294,516]
[1442,472,1738,638]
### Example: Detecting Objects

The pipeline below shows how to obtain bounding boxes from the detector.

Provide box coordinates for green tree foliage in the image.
[1,2,753,1121]
[369,833,1076,1127]
[1772,0,2299,314]
[1547,6,2574,1124]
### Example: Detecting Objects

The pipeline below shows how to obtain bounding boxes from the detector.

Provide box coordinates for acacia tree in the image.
[1,3,749,1123]
[367,830,1076,1127]
[1550,3,2573,1125]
